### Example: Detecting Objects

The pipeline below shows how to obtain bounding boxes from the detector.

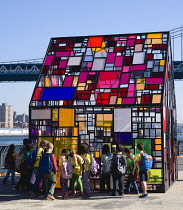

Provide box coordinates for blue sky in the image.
[0,0,183,122]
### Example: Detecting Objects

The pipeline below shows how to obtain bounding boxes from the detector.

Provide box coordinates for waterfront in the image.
[0,136,28,146]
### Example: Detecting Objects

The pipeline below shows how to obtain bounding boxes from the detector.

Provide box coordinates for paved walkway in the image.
[0,158,183,210]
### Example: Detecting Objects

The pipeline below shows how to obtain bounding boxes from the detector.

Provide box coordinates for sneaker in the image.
[62,193,68,199]
[78,191,83,196]
[139,193,148,198]
[110,193,118,196]
[82,195,91,199]
[69,191,76,196]
[46,195,56,200]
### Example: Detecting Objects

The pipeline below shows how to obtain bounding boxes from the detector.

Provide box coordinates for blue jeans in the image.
[112,174,124,195]
[82,170,91,197]
[126,173,139,193]
[5,169,15,184]
[60,177,68,195]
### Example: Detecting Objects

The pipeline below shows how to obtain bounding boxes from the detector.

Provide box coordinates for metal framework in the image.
[29,32,177,192]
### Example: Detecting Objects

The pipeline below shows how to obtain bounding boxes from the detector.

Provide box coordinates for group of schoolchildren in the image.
[3,139,152,200]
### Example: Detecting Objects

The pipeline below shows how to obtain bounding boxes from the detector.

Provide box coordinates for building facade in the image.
[0,103,14,128]
[29,32,177,192]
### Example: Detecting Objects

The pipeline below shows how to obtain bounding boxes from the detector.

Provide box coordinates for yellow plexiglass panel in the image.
[73,127,78,136]
[79,122,86,130]
[54,137,78,159]
[59,109,74,127]
[152,94,161,103]
[152,39,162,44]
[147,33,162,39]
[73,77,78,87]
[147,169,162,184]
[45,78,50,87]
[52,109,58,121]
[117,98,122,104]
[146,39,151,44]
[95,151,100,158]
[155,138,161,144]
[104,114,112,126]
[136,78,145,90]
[160,60,165,66]
[155,145,161,150]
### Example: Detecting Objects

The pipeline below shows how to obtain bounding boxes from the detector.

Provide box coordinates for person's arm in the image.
[51,154,58,174]
[82,153,91,165]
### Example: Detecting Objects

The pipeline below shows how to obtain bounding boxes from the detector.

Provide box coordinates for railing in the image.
[0,145,23,173]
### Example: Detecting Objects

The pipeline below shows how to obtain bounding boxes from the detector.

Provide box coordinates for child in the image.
[110,144,126,196]
[80,143,92,199]
[3,144,18,185]
[58,149,72,199]
[101,144,112,193]
[133,142,149,198]
[43,142,57,200]
[31,139,48,196]
[125,148,139,194]
[69,150,84,196]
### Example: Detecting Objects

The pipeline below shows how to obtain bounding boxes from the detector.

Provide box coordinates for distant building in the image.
[0,103,14,128]
[14,112,29,128]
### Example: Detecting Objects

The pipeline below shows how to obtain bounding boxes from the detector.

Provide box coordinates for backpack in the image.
[139,153,153,172]
[102,153,112,174]
[39,153,53,174]
[126,155,135,174]
[20,153,31,172]
[61,157,73,179]
[5,152,15,169]
[26,148,39,168]
[90,154,100,177]
[113,154,126,175]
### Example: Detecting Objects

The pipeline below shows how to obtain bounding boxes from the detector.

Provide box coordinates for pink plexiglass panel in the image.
[120,73,130,84]
[127,84,135,97]
[130,64,146,71]
[123,97,135,104]
[146,78,163,84]
[127,39,135,46]
[78,72,88,83]
[44,55,54,65]
[51,78,59,87]
[106,53,116,63]
[56,51,70,57]
[59,60,68,68]
[123,66,130,72]
[114,56,124,66]
[63,76,74,87]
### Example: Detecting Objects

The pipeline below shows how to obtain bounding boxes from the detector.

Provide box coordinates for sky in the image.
[0,0,183,122]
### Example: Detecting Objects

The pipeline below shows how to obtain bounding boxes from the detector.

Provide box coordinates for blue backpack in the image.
[139,153,153,172]
[39,152,53,174]
[26,147,39,168]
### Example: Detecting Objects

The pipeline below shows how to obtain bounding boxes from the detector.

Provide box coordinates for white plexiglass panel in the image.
[132,52,145,64]
[68,57,82,66]
[31,109,51,119]
[114,108,131,132]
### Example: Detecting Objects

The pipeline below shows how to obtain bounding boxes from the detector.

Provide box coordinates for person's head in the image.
[102,144,110,154]
[8,144,15,153]
[124,148,131,156]
[116,144,124,153]
[46,143,54,152]
[61,149,68,156]
[80,143,90,155]
[137,142,144,151]
[23,138,29,146]
[25,144,33,152]
[39,140,48,149]
[68,150,74,157]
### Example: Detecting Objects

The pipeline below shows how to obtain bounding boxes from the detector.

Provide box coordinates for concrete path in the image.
[0,159,183,210]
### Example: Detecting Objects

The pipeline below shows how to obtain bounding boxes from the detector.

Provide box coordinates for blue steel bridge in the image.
[0,58,183,82]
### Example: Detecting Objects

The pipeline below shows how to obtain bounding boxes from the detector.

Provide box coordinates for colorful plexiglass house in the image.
[29,32,177,192]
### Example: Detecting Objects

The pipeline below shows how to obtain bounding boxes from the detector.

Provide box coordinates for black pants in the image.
[101,173,111,192]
